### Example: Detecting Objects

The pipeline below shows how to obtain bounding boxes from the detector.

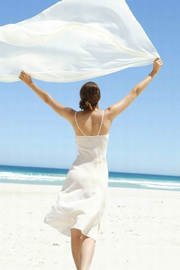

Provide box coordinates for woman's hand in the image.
[153,57,163,74]
[19,70,33,86]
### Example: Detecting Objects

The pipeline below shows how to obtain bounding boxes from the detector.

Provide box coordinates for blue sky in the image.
[0,0,179,176]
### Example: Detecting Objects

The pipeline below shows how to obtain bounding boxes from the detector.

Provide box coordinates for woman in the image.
[19,57,163,270]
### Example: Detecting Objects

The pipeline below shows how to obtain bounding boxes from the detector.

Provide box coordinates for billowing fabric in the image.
[44,110,109,242]
[0,0,160,83]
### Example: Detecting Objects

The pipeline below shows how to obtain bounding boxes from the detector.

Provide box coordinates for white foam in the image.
[0,172,66,182]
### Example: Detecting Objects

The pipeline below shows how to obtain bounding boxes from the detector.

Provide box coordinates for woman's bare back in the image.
[72,109,112,137]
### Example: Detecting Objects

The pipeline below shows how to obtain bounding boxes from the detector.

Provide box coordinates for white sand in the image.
[0,183,180,270]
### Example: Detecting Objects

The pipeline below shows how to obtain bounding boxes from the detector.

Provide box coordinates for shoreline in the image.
[1,181,180,193]
[0,183,180,270]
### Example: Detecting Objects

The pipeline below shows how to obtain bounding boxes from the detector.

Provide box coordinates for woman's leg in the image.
[70,228,96,270]
[79,233,96,270]
[71,228,82,270]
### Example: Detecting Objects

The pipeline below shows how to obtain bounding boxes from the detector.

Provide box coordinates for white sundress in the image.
[44,110,109,242]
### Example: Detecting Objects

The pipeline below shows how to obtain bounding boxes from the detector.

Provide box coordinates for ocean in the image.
[0,165,180,192]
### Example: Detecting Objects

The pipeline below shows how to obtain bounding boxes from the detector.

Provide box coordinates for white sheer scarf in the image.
[0,0,160,82]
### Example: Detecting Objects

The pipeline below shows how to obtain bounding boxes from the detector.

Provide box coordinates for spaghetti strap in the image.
[75,111,86,136]
[97,110,104,136]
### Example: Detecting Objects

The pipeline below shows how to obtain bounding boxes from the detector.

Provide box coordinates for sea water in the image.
[0,165,180,192]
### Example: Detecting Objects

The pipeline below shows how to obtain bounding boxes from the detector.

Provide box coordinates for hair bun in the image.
[79,82,101,111]
[85,101,93,111]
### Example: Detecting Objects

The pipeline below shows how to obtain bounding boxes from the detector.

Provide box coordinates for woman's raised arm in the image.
[19,71,48,102]
[19,71,74,121]
[106,57,163,123]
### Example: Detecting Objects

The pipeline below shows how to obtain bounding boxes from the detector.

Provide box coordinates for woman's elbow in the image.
[44,94,50,103]
[131,88,139,98]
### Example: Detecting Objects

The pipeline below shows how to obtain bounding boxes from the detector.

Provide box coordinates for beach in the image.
[0,183,180,270]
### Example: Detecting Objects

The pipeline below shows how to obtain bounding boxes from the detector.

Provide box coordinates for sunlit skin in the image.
[19,57,163,270]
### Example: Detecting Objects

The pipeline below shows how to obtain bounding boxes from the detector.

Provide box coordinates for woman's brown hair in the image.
[79,82,101,111]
